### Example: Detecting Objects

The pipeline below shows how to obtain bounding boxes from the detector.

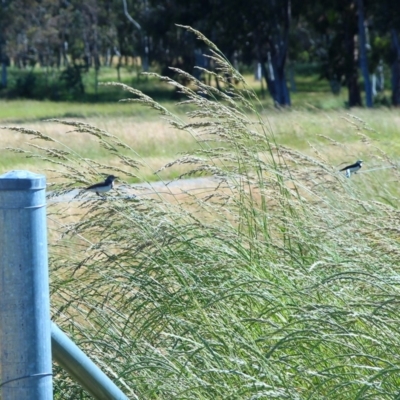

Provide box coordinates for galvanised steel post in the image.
[0,170,53,399]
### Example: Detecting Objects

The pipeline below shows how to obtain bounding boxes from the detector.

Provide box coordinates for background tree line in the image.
[0,0,399,107]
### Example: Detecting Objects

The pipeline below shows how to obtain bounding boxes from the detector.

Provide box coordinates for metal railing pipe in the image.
[51,322,128,400]
[51,322,129,400]
[0,170,53,399]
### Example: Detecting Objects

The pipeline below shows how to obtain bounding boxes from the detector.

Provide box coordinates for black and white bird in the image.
[85,175,117,196]
[340,160,363,178]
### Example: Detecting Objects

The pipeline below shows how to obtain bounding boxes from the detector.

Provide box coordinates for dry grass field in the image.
[23,101,395,203]
[1,117,197,182]
[2,106,399,189]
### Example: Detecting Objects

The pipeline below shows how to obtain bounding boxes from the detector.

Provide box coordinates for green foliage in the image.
[2,0,400,107]
[370,35,391,71]
[0,63,352,111]
[1,66,178,102]
[14,71,37,97]
[59,66,85,99]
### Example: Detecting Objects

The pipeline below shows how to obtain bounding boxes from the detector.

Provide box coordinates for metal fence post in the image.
[0,170,53,399]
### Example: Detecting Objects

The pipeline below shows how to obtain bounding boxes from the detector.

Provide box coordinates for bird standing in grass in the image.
[85,175,117,196]
[340,160,363,178]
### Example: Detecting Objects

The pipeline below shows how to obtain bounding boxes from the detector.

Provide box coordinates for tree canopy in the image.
[0,0,399,106]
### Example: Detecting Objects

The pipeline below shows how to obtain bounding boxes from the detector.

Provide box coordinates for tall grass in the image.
[3,28,400,399]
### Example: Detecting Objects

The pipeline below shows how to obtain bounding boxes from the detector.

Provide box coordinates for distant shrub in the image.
[59,66,85,99]
[14,71,37,98]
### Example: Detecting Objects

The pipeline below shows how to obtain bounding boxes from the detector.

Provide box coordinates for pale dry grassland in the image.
[1,117,197,182]
[2,107,399,188]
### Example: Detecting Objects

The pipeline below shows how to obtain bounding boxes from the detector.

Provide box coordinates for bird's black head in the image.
[357,160,363,166]
[105,175,117,183]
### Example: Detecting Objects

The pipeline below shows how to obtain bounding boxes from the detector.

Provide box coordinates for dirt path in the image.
[48,177,221,204]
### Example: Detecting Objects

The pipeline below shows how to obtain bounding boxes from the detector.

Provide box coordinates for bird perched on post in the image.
[340,160,363,178]
[85,175,117,196]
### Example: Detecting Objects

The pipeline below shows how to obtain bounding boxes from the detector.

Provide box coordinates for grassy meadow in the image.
[2,101,399,190]
[2,39,400,398]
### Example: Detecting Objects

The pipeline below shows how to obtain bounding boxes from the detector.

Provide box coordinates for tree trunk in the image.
[288,61,296,93]
[391,29,400,106]
[264,60,290,106]
[348,70,362,106]
[357,0,372,107]
[0,39,7,87]
[261,0,291,106]
[345,25,362,107]
[93,30,100,95]
[1,61,7,88]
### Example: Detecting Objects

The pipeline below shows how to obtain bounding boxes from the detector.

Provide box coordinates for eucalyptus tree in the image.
[138,0,212,82]
[138,0,305,106]
[304,0,364,107]
[372,0,400,105]
[207,0,297,106]
[357,0,373,107]
[0,0,13,87]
